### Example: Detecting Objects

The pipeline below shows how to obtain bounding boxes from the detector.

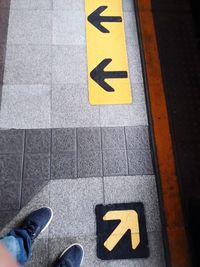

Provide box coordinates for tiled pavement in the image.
[0,0,166,266]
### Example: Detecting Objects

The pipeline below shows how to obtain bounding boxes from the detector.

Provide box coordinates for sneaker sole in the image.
[59,243,84,266]
[40,207,53,234]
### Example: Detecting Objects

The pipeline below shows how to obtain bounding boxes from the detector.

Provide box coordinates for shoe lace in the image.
[24,222,38,239]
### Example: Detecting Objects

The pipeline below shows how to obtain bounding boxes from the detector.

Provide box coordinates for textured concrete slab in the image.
[51,152,77,179]
[52,128,76,152]
[0,211,18,232]
[7,10,51,45]
[0,129,24,153]
[104,175,161,232]
[52,45,87,84]
[25,129,51,154]
[102,127,126,150]
[103,149,128,176]
[78,150,103,178]
[0,9,10,44]
[123,0,135,11]
[0,181,21,210]
[125,126,150,150]
[127,149,154,175]
[4,45,51,84]
[0,85,51,129]
[77,127,101,151]
[0,154,23,181]
[131,83,146,103]
[52,84,100,128]
[10,0,52,10]
[53,0,84,10]
[53,10,85,45]
[49,178,104,237]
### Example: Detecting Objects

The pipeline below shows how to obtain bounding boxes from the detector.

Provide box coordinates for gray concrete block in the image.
[0,129,24,153]
[77,128,101,151]
[78,150,102,178]
[53,10,85,45]
[0,44,6,64]
[52,128,76,152]
[0,181,21,210]
[0,9,10,44]
[0,210,18,231]
[11,0,52,9]
[52,45,87,84]
[25,129,51,153]
[4,45,51,84]
[0,0,10,9]
[7,10,51,45]
[0,154,23,181]
[53,0,84,10]
[49,178,103,237]
[23,153,50,180]
[125,126,150,150]
[0,85,51,129]
[123,0,134,11]
[127,149,154,175]
[21,178,49,207]
[131,83,146,103]
[51,152,76,179]
[103,150,128,176]
[124,11,137,34]
[104,175,161,232]
[101,127,126,150]
[52,84,100,128]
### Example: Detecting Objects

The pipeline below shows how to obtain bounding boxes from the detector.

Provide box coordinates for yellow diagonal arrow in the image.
[103,210,140,251]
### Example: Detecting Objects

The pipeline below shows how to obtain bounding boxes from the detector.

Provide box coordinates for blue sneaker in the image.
[21,207,53,242]
[55,243,84,267]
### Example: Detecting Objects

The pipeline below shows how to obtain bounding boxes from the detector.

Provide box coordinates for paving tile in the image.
[25,129,51,153]
[127,149,154,175]
[0,65,4,84]
[0,0,11,9]
[0,210,18,231]
[52,45,87,84]
[4,45,51,84]
[77,128,101,151]
[103,150,128,176]
[0,183,50,236]
[53,11,85,45]
[52,128,76,152]
[125,126,150,150]
[51,152,76,179]
[49,178,104,237]
[52,84,100,128]
[0,9,9,44]
[7,10,51,45]
[26,237,48,267]
[11,0,52,10]
[21,178,49,207]
[101,127,126,150]
[100,102,148,127]
[23,153,50,180]
[0,129,24,153]
[0,154,23,181]
[124,11,137,35]
[131,83,146,103]
[128,63,144,84]
[78,150,102,178]
[53,0,84,10]
[104,175,161,232]
[0,181,21,210]
[0,44,6,64]
[0,85,51,129]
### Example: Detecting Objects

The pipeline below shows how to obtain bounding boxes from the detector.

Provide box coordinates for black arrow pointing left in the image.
[88,6,122,33]
[90,58,128,92]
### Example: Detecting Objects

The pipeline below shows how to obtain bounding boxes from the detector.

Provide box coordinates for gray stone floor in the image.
[0,0,166,266]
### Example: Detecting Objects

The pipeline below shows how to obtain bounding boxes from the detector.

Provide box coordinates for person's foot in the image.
[21,207,53,242]
[55,244,84,267]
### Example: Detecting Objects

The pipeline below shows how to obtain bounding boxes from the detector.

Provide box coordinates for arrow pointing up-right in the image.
[88,6,122,33]
[103,210,140,251]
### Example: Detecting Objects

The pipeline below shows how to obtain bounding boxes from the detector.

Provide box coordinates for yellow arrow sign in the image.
[103,210,140,251]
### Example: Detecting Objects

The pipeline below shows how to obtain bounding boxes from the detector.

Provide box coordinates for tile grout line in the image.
[100,127,106,204]
[75,128,79,178]
[50,6,53,129]
[19,130,26,209]
[124,126,130,176]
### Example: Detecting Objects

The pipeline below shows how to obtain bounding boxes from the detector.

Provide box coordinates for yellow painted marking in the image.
[85,0,132,105]
[103,210,140,251]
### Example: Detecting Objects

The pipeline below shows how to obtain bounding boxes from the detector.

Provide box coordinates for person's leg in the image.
[54,244,84,267]
[0,229,32,265]
[0,207,53,266]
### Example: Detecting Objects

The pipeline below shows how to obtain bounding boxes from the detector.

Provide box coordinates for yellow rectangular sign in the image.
[85,0,132,105]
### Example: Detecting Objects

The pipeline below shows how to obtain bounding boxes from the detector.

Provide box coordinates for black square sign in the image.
[95,202,149,260]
